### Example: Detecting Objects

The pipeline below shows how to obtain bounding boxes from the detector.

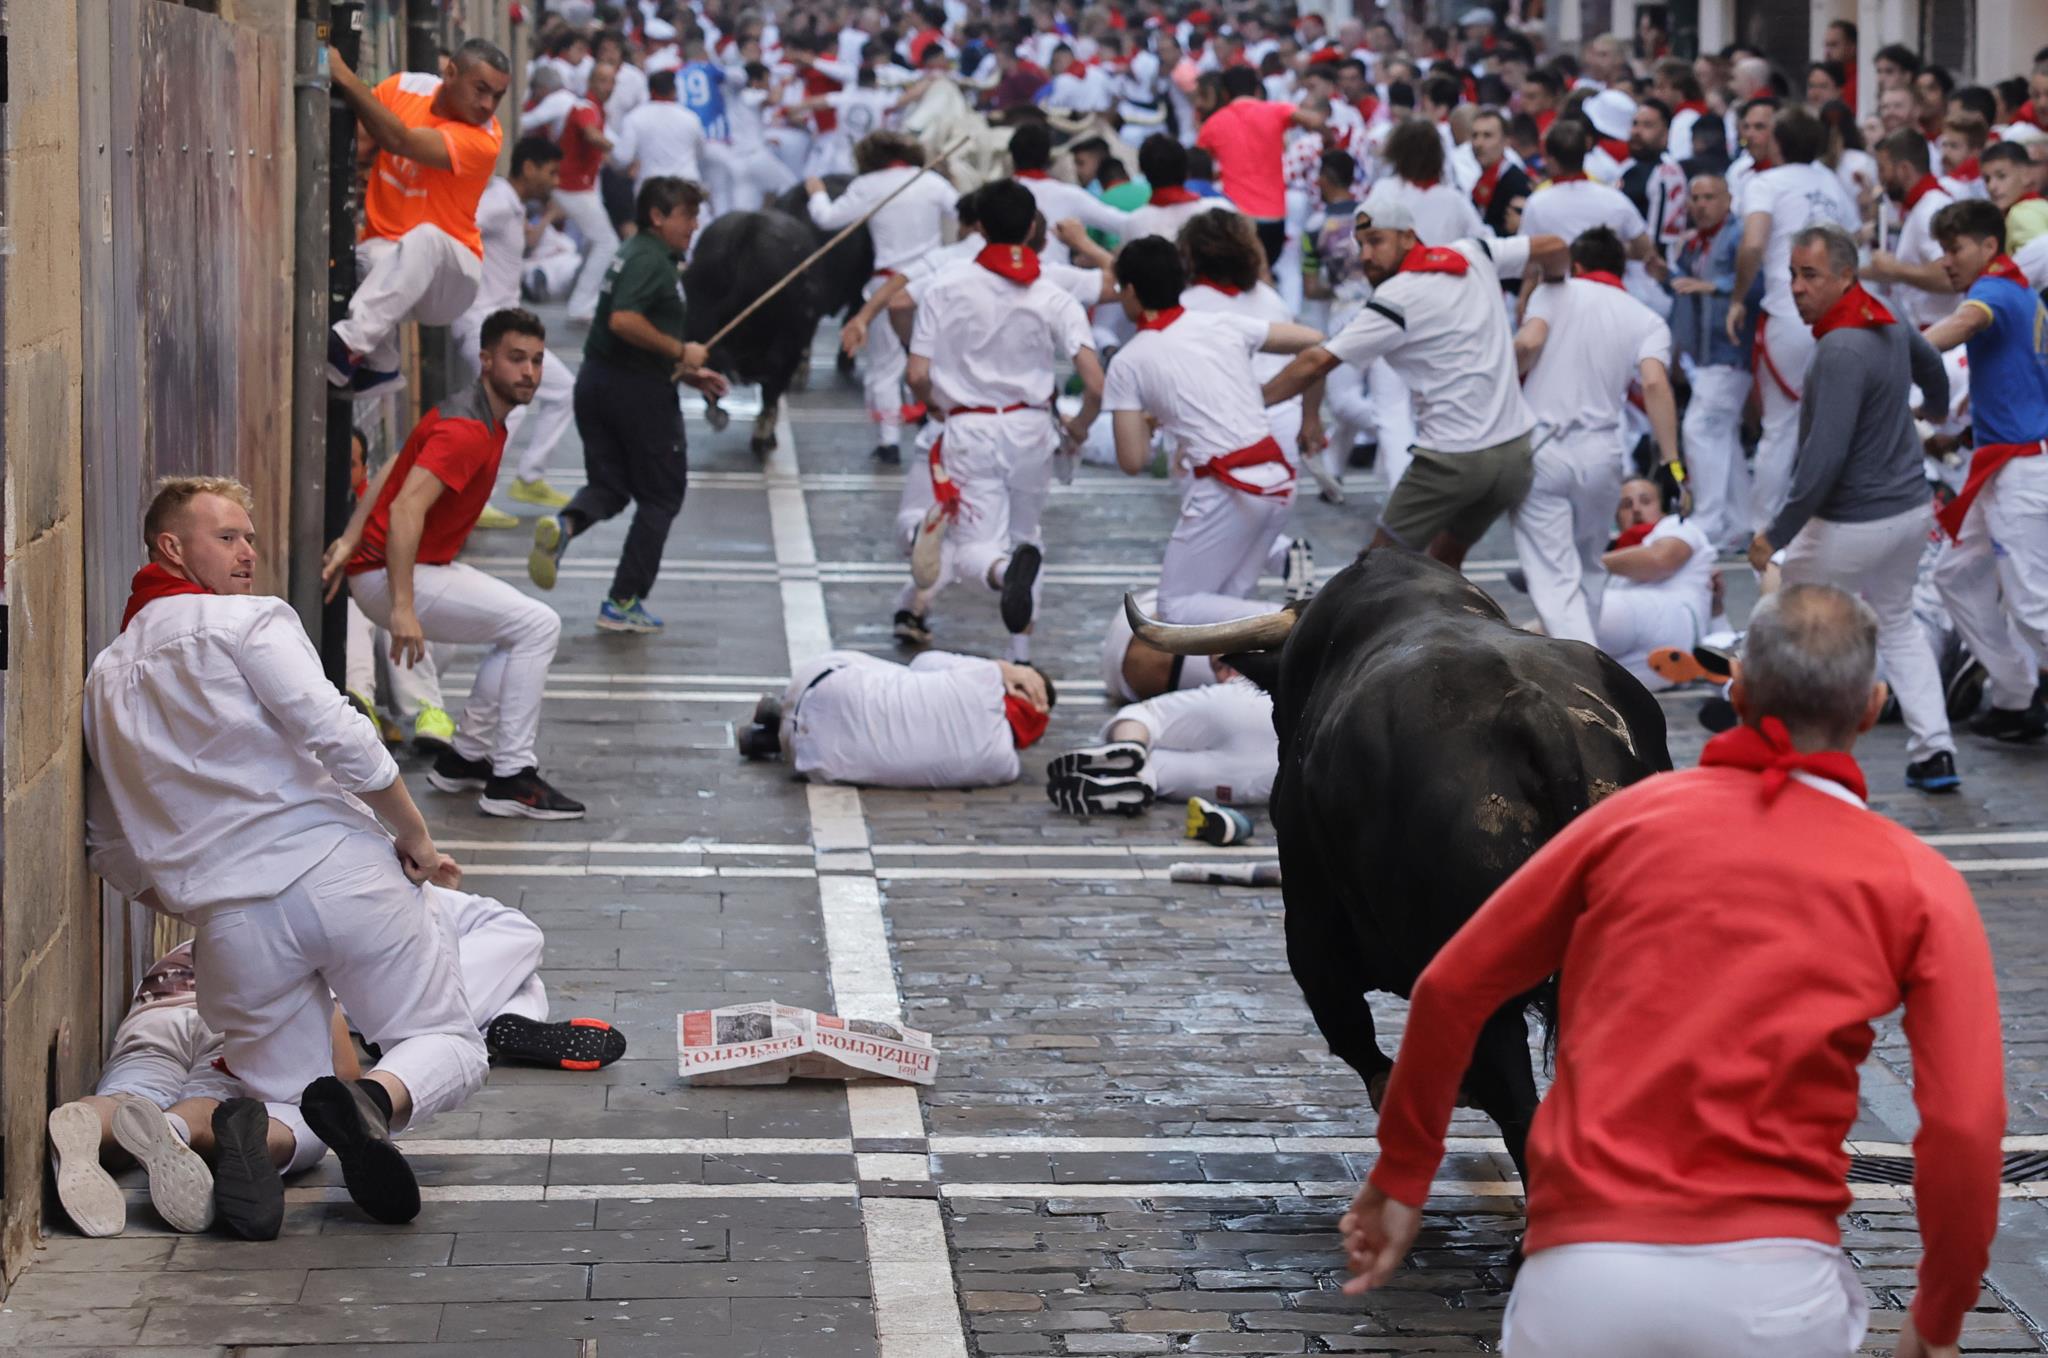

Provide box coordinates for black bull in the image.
[1128,548,1671,1178]
[681,179,873,455]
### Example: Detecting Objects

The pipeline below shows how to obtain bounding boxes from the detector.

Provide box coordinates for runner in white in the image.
[1867,127,1962,329]
[610,68,707,194]
[1008,122,1132,266]
[1100,588,1218,705]
[1595,477,1717,687]
[1515,118,1650,320]
[1047,674,1278,816]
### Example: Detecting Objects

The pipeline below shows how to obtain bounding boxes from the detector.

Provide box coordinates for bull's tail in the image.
[1497,681,1584,1068]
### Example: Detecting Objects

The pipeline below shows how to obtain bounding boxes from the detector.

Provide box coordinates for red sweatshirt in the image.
[1369,762,2004,1347]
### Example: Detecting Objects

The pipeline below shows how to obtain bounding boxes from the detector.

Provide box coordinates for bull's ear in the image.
[1221,651,1282,694]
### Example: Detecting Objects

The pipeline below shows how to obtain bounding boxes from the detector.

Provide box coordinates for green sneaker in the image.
[529,515,567,590]
[413,704,456,754]
[347,687,403,744]
[476,504,520,530]
[597,597,664,633]
[509,477,572,509]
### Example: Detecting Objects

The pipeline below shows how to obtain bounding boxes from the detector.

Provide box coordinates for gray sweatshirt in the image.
[1765,321,1949,550]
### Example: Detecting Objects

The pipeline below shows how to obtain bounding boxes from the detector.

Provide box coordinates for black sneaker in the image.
[427,749,493,793]
[485,1014,629,1070]
[210,1098,284,1241]
[1283,538,1316,603]
[873,443,901,466]
[752,694,784,730]
[893,609,932,646]
[1046,741,1149,780]
[1504,567,1529,595]
[1047,771,1154,816]
[299,1077,419,1225]
[1001,544,1042,634]
[1696,695,1737,733]
[1969,697,2048,742]
[736,724,782,760]
[479,767,587,820]
[1906,750,1962,794]
[1946,656,1989,721]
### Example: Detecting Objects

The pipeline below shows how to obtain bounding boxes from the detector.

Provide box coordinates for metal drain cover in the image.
[1847,1152,2048,1186]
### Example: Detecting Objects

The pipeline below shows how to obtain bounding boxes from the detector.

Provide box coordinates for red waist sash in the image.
[1193,435,1293,497]
[1937,439,2045,541]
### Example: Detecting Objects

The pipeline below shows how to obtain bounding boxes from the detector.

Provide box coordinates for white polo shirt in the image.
[466,178,527,318]
[1181,280,1301,422]
[789,651,1019,788]
[1104,308,1280,482]
[908,258,1093,412]
[809,166,960,272]
[1522,277,1673,438]
[1518,177,1648,252]
[1324,236,1536,454]
[1121,195,1235,246]
[613,100,708,191]
[1743,161,1859,321]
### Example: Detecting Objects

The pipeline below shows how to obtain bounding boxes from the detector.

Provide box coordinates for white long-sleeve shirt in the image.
[1018,175,1131,265]
[613,100,708,191]
[788,650,1019,788]
[85,594,397,915]
[808,166,958,272]
[909,259,1094,412]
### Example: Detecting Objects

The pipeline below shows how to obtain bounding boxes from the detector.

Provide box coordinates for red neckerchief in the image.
[1610,521,1654,549]
[1549,170,1589,184]
[1194,277,1242,295]
[1015,168,1051,180]
[1471,158,1503,208]
[1533,108,1557,135]
[1398,243,1469,275]
[975,242,1041,284]
[1674,99,1707,116]
[1699,716,1867,803]
[1950,156,1981,181]
[1004,693,1050,748]
[1149,184,1199,206]
[1808,282,1895,339]
[1984,253,2031,288]
[1577,269,1626,290]
[1355,94,1379,122]
[2018,191,2046,204]
[1687,219,1723,255]
[1408,177,1438,191]
[121,563,212,631]
[1597,135,1629,162]
[1902,173,1943,213]
[1137,305,1185,331]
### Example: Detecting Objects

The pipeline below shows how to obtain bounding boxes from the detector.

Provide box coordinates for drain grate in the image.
[1847,1152,2048,1185]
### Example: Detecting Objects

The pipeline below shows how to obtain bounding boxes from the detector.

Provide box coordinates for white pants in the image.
[451,309,576,483]
[862,274,908,447]
[434,886,549,1026]
[527,227,582,300]
[927,412,1057,609]
[1276,188,1310,316]
[1597,587,1704,690]
[349,562,563,776]
[345,597,446,722]
[1682,363,1753,550]
[805,131,855,178]
[335,226,484,374]
[1781,505,1955,760]
[766,126,811,177]
[703,140,797,215]
[1368,358,1417,491]
[557,187,620,323]
[191,832,487,1133]
[1751,312,1814,533]
[1511,431,1623,645]
[1158,476,1294,624]
[1934,456,2048,708]
[1323,357,1375,486]
[1109,679,1277,803]
[1503,1239,1867,1357]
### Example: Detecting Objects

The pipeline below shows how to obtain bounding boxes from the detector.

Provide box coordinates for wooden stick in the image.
[702,133,976,352]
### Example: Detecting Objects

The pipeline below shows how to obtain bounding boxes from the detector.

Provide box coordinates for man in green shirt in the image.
[529,177,727,633]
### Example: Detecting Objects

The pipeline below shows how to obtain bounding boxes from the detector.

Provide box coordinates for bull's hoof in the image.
[704,403,731,433]
[750,434,776,456]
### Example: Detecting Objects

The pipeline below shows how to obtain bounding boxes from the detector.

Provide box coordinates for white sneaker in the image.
[1283,538,1316,602]
[909,504,948,590]
[111,1095,216,1233]
[48,1102,124,1237]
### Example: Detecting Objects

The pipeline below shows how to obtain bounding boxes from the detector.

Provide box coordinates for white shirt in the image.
[825,88,899,142]
[790,651,1019,788]
[1742,162,1859,321]
[2016,231,2048,293]
[466,177,527,318]
[1881,184,1961,329]
[726,87,770,154]
[84,594,397,914]
[1182,280,1302,428]
[1834,148,1878,213]
[1105,309,1283,486]
[1519,178,1647,252]
[900,235,984,302]
[605,61,650,127]
[1726,149,1759,212]
[1044,68,1113,112]
[1120,194,1233,246]
[1608,514,1714,625]
[1018,175,1132,265]
[1325,235,1536,454]
[1522,277,1672,437]
[1040,259,1107,306]
[613,100,707,188]
[809,166,959,272]
[1385,177,1485,244]
[520,87,579,140]
[909,256,1094,411]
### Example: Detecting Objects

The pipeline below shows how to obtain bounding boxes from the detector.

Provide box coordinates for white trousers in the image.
[1751,312,1814,533]
[805,131,855,178]
[451,309,576,483]
[557,187,620,323]
[1781,504,1955,760]
[1934,455,2048,708]
[703,140,797,215]
[1323,356,1375,487]
[1275,188,1310,316]
[345,596,446,722]
[927,413,1056,607]
[1511,431,1623,646]
[766,126,811,177]
[863,274,908,447]
[1597,588,1704,690]
[1109,679,1277,803]
[349,562,563,776]
[96,1003,322,1172]
[1503,1239,1867,1357]
[1682,363,1753,551]
[335,226,484,374]
[1158,476,1294,624]
[1368,358,1417,491]
[434,886,549,1026]
[191,832,487,1133]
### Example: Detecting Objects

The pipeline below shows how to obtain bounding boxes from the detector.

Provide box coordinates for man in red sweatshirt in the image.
[1341,582,2004,1358]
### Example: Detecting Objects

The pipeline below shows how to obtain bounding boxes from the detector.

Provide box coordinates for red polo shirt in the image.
[348,382,508,575]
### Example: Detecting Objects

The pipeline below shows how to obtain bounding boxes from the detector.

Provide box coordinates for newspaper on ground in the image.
[677,1001,938,1086]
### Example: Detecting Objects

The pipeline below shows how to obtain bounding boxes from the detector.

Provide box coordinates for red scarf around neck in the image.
[1577,269,1626,291]
[1596,135,1629,163]
[1983,253,2031,288]
[975,242,1041,285]
[1149,184,1199,206]
[1609,521,1654,549]
[121,563,212,631]
[1398,243,1469,276]
[1004,693,1049,748]
[1408,177,1439,191]
[1949,156,1981,181]
[1699,715,1867,804]
[1137,305,1185,331]
[1902,173,1944,213]
[2018,191,2046,205]
[1194,277,1242,296]
[1015,168,1051,180]
[1549,169,1589,184]
[1471,158,1503,208]
[1809,282,1895,340]
[1674,99,1708,116]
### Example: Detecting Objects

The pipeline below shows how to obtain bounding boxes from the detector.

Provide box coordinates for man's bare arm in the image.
[1922,299,1994,353]
[1263,346,1342,405]
[381,467,447,669]
[328,46,454,170]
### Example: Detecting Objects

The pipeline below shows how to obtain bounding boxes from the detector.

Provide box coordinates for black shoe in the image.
[1906,750,1962,794]
[1946,656,1989,721]
[479,767,586,820]
[752,694,783,729]
[872,443,901,466]
[299,1077,420,1225]
[1001,544,1041,634]
[1504,567,1529,595]
[892,609,932,645]
[210,1098,283,1241]
[1047,771,1154,816]
[427,749,492,793]
[1348,441,1378,470]
[485,1014,629,1070]
[1692,643,1736,679]
[737,723,782,760]
[1696,695,1737,733]
[1969,697,2048,742]
[1046,742,1149,780]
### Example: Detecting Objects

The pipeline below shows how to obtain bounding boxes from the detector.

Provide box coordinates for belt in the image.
[1937,438,2046,540]
[945,402,1042,418]
[1192,435,1294,498]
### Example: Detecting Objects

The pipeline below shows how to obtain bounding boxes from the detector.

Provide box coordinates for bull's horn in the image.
[1123,593,1298,655]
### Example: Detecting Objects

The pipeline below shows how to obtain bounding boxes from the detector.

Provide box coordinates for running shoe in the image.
[752,694,784,730]
[1970,696,2048,742]
[413,704,456,755]
[1905,750,1962,794]
[1948,657,1992,723]
[48,1101,124,1237]
[1186,796,1255,846]
[737,723,783,760]
[1045,741,1149,781]
[598,596,664,633]
[510,477,572,509]
[476,504,520,530]
[528,515,568,590]
[299,1076,420,1225]
[1504,567,1529,595]
[485,1014,629,1070]
[1001,544,1041,634]
[428,748,493,794]
[350,366,405,398]
[704,401,732,432]
[893,609,932,646]
[327,332,358,388]
[1647,647,1724,688]
[347,686,405,744]
[210,1097,284,1241]
[1046,771,1154,816]
[111,1095,215,1233]
[1695,695,1737,733]
[873,442,902,467]
[480,767,587,820]
[1283,538,1316,603]
[910,503,949,589]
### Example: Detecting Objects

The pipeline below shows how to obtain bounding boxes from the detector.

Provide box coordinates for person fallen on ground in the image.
[326,39,511,397]
[1342,582,2003,1358]
[325,309,584,821]
[1595,476,1717,689]
[86,477,489,1231]
[1100,588,1225,706]
[1046,664,1276,816]
[48,886,627,1241]
[737,649,1054,790]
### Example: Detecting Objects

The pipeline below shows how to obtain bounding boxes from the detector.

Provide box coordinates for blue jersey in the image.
[679,61,729,140]
[1963,271,2048,444]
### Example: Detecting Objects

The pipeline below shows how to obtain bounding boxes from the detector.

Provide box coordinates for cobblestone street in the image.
[6,324,2048,1357]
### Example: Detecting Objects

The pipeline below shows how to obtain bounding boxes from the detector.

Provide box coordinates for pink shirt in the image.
[1195,98,1295,219]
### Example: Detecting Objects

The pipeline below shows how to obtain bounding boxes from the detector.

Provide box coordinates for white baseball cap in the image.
[1354,184,1416,233]
[1586,88,1637,141]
